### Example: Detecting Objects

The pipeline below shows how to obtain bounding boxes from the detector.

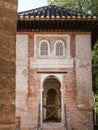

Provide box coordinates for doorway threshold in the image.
[41,122,64,129]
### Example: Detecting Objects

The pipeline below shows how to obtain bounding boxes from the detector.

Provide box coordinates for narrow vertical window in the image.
[40,40,50,56]
[55,41,64,56]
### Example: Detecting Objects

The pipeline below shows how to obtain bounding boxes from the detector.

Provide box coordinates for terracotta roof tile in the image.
[18,4,98,21]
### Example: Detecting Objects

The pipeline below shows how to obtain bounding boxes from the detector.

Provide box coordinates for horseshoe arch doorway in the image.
[42,76,61,123]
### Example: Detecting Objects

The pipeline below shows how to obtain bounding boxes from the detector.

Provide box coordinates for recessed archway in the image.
[43,76,61,123]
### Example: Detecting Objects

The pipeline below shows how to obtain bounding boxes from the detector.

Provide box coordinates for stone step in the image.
[40,128,66,130]
[41,122,64,128]
[40,123,66,130]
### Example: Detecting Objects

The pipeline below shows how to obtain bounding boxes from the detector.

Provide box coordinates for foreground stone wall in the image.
[0,0,17,130]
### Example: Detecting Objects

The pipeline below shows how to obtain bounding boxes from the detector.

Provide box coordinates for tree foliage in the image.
[47,0,98,14]
[93,93,98,115]
[92,41,98,93]
[92,41,98,115]
[92,0,98,14]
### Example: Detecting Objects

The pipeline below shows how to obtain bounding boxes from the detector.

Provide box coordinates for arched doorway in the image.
[43,76,61,123]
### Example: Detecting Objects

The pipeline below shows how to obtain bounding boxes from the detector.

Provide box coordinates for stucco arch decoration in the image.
[43,76,61,96]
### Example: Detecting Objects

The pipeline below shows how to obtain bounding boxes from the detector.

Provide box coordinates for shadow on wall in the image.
[94,125,98,130]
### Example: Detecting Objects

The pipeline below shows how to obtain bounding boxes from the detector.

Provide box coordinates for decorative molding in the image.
[34,34,70,59]
[30,58,73,69]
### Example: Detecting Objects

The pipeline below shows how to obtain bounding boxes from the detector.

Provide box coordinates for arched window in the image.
[39,40,50,56]
[55,40,65,56]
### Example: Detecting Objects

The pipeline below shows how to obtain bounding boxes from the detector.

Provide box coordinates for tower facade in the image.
[16,4,97,130]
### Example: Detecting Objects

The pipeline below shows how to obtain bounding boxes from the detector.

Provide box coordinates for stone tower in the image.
[0,0,17,130]
[16,4,98,130]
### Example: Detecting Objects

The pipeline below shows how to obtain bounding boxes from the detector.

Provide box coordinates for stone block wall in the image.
[0,0,17,130]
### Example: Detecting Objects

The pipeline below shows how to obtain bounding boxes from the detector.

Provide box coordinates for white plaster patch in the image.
[30,58,73,68]
[75,34,93,108]
[16,34,28,117]
[76,35,91,59]
[16,66,28,92]
[16,35,28,60]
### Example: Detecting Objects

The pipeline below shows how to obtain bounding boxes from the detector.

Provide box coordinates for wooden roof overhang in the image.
[17,5,98,32]
[17,15,98,32]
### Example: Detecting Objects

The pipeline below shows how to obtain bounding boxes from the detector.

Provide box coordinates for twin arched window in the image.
[39,40,65,57]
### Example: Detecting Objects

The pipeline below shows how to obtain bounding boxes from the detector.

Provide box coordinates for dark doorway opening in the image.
[43,77,61,123]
